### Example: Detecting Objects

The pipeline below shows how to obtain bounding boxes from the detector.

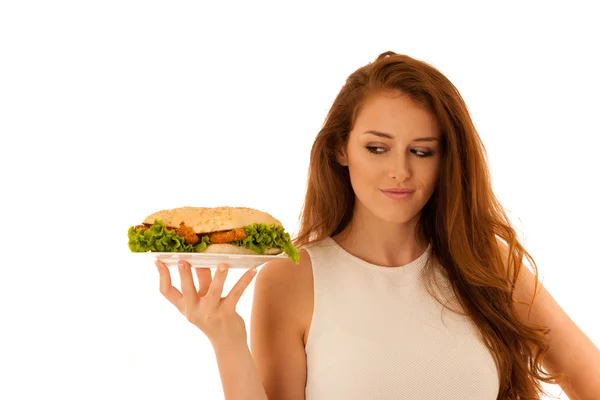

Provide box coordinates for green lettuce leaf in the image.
[128,220,209,252]
[127,220,299,263]
[231,223,299,263]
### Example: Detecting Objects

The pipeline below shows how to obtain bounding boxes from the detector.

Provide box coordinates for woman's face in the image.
[338,91,442,225]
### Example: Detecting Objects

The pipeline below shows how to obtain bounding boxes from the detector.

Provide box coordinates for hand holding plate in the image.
[156,260,257,345]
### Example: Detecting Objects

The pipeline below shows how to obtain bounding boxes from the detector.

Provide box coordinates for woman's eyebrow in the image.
[363,130,439,142]
[362,130,393,139]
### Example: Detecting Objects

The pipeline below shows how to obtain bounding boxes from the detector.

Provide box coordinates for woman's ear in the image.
[336,143,348,166]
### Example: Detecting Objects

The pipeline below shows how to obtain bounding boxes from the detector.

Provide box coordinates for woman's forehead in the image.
[352,93,440,139]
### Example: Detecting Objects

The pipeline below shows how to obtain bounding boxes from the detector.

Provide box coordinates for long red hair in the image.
[294,51,564,399]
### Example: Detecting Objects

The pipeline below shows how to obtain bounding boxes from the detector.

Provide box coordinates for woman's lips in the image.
[380,188,415,200]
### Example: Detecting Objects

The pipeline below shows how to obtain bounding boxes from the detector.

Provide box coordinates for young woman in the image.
[156,52,600,399]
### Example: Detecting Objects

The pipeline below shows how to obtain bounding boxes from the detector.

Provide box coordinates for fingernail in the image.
[155,261,160,269]
[249,268,257,276]
[178,260,185,270]
[218,264,227,272]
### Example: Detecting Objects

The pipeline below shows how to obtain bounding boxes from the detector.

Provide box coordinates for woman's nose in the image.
[388,155,410,181]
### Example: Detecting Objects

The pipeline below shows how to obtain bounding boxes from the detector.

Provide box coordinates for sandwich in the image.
[128,206,299,263]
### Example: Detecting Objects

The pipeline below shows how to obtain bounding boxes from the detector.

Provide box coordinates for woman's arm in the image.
[211,339,268,400]
[250,251,313,400]
[498,240,600,399]
[156,260,268,400]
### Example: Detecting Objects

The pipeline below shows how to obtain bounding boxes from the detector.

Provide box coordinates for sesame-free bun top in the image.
[143,206,283,234]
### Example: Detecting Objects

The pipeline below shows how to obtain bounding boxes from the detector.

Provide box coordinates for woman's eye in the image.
[413,149,434,158]
[366,146,387,154]
[365,146,435,157]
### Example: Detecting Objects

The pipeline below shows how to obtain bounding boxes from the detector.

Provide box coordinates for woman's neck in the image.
[333,207,429,267]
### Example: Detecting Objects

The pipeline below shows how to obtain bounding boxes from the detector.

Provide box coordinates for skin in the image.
[156,260,268,400]
[335,90,442,266]
[157,91,600,399]
[250,91,446,397]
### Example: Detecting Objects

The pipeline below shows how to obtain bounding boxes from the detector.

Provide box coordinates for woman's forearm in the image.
[212,339,267,400]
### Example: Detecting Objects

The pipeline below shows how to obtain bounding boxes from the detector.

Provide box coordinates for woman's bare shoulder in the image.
[257,249,313,286]
[253,249,313,338]
[250,250,314,398]
[254,250,313,311]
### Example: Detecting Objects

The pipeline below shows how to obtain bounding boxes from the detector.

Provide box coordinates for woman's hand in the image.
[155,260,257,346]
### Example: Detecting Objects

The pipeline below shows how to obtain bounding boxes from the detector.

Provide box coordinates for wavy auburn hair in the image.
[294,52,564,399]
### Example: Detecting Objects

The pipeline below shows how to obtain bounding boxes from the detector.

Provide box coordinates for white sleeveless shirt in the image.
[304,237,499,399]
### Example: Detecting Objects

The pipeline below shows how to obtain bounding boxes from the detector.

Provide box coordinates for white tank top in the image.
[304,237,500,399]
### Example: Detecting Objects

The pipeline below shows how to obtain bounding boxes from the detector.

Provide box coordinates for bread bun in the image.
[202,244,282,255]
[143,206,282,234]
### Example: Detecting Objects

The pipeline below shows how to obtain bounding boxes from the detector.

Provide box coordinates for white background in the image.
[1,1,598,399]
